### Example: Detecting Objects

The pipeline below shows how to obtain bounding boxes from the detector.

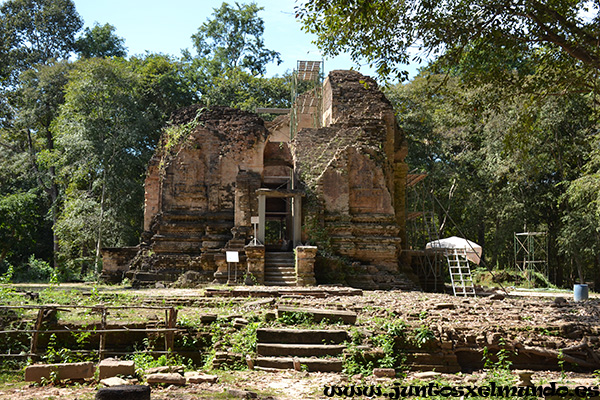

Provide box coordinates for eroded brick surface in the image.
[104,70,416,290]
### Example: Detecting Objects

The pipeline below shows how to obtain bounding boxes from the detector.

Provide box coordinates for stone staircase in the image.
[253,307,357,372]
[264,252,296,286]
[255,328,348,372]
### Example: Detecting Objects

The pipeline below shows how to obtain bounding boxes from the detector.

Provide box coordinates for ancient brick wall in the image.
[293,70,415,290]
[125,106,269,284]
[106,71,415,290]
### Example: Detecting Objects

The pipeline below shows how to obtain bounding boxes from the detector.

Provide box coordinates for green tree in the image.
[297,0,599,86]
[9,60,73,267]
[190,1,280,76]
[129,53,195,123]
[0,0,83,269]
[53,55,192,276]
[199,67,295,111]
[183,1,284,108]
[388,70,595,285]
[53,58,151,274]
[75,23,127,58]
[0,0,82,84]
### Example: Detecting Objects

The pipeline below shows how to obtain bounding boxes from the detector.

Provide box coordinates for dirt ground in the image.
[1,285,599,399]
[0,369,598,400]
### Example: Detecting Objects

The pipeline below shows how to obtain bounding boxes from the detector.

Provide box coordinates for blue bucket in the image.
[574,284,589,301]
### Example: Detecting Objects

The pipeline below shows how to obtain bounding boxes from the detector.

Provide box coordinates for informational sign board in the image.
[251,216,260,224]
[226,251,239,263]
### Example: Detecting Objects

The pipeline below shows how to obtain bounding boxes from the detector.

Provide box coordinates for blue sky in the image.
[73,0,419,80]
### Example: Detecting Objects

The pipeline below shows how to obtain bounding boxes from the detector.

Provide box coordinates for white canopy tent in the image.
[426,236,483,265]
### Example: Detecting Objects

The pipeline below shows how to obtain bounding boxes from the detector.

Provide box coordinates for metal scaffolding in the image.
[290,60,323,139]
[514,231,548,285]
[405,172,444,292]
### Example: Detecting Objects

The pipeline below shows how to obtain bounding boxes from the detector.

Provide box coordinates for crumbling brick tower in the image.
[104,69,418,290]
[293,70,416,289]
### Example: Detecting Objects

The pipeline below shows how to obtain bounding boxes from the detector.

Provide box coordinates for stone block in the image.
[245,244,265,285]
[257,343,345,357]
[146,372,186,385]
[257,328,349,344]
[95,385,150,400]
[295,246,317,286]
[145,365,184,374]
[373,368,395,378]
[98,358,135,379]
[185,371,218,384]
[256,357,343,372]
[100,377,130,387]
[413,371,441,380]
[277,306,357,325]
[25,362,94,383]
[227,388,258,398]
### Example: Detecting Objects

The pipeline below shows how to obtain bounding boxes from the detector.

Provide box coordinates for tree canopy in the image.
[0,0,82,82]
[75,23,127,59]
[297,0,599,85]
[190,1,281,76]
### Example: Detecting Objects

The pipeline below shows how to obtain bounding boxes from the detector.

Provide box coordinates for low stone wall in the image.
[100,247,139,283]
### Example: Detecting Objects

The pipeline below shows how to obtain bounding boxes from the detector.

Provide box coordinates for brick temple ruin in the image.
[102,68,419,289]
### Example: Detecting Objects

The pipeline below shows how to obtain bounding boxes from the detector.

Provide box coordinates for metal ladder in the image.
[446,249,476,296]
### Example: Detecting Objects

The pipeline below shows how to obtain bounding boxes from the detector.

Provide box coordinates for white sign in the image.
[226,251,239,263]
[251,216,259,224]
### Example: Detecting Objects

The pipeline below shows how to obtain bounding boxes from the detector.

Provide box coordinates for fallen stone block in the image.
[184,371,218,384]
[146,372,186,385]
[257,343,345,357]
[413,371,441,380]
[98,358,135,379]
[256,357,343,372]
[373,368,395,378]
[100,376,130,387]
[200,314,218,324]
[25,362,94,383]
[227,388,258,398]
[145,365,184,374]
[95,385,150,400]
[434,303,456,310]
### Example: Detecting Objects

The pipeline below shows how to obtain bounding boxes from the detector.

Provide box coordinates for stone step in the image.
[264,277,296,282]
[265,253,294,262]
[264,264,295,270]
[264,261,295,268]
[265,252,294,258]
[264,264,294,270]
[264,270,295,277]
[257,328,349,344]
[257,343,345,357]
[255,357,343,373]
[264,279,296,286]
[277,306,357,325]
[265,259,295,264]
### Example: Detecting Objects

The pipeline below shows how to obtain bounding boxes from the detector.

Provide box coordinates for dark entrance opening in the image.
[265,197,292,251]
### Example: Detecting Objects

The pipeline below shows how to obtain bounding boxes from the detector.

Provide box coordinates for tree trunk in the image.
[50,174,59,269]
[575,257,585,285]
[0,247,8,266]
[478,221,485,266]
[45,128,59,269]
[26,127,59,269]
[94,173,106,275]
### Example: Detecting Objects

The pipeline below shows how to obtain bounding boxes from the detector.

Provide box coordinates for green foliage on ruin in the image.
[343,318,408,376]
